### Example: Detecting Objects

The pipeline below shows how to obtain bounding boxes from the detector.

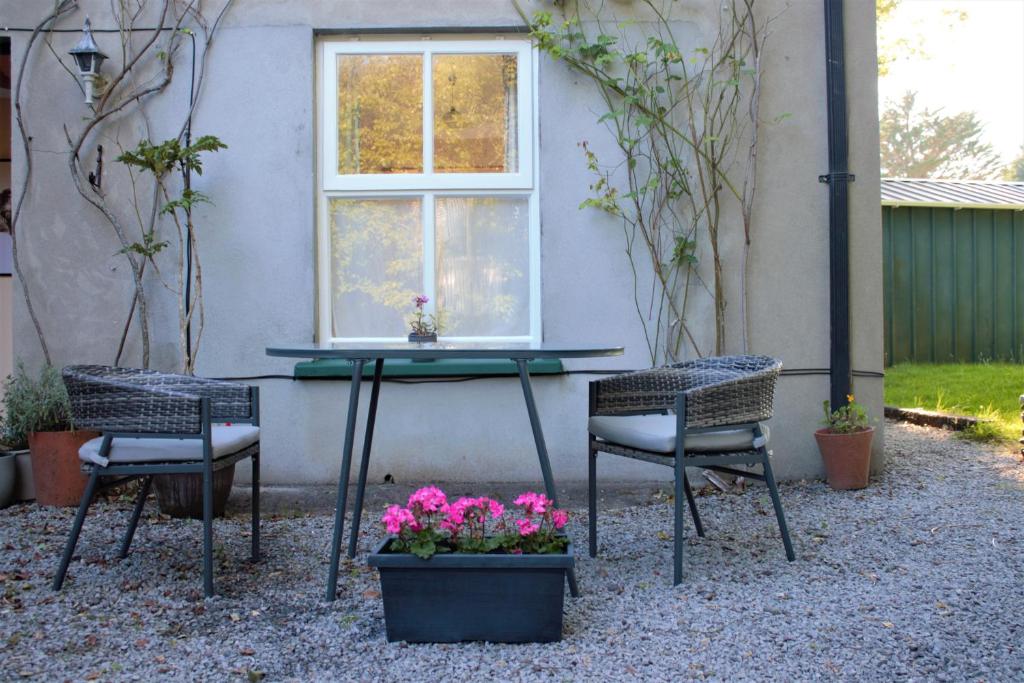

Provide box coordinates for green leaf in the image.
[409,538,436,560]
[598,109,625,123]
[117,231,169,259]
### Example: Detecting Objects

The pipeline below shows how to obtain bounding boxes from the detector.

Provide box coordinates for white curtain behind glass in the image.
[435,196,529,337]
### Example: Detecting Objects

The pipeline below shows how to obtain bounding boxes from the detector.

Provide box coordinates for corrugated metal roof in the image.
[881,178,1024,209]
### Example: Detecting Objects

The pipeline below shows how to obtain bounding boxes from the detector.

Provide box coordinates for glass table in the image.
[265,342,624,600]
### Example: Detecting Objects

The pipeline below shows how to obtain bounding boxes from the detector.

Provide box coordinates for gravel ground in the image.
[1,420,1023,682]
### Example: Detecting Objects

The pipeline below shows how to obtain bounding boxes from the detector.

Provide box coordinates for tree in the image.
[879,92,1004,180]
[876,0,966,77]
[1003,147,1024,181]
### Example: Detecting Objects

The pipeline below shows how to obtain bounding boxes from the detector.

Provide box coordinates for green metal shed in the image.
[882,178,1024,365]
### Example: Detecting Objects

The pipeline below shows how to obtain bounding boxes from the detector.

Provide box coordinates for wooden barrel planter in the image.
[154,465,235,519]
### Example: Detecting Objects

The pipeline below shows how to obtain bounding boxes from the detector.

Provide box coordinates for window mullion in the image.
[422,49,434,177]
[423,193,437,317]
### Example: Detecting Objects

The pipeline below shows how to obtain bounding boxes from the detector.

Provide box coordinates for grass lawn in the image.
[884,363,1024,443]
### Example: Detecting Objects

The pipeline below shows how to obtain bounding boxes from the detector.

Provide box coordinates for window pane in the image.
[433,54,518,174]
[337,54,423,174]
[435,196,529,336]
[330,198,422,337]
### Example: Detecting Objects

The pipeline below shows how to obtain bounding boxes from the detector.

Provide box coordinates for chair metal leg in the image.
[203,463,215,598]
[53,469,101,591]
[326,359,365,602]
[251,450,260,562]
[588,445,598,558]
[673,393,688,586]
[347,357,384,559]
[673,447,685,586]
[682,470,705,538]
[119,475,153,559]
[761,449,796,562]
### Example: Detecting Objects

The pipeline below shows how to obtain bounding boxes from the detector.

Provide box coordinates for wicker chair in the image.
[588,355,795,585]
[53,366,261,598]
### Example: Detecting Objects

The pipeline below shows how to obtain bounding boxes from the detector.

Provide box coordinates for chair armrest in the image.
[63,368,203,434]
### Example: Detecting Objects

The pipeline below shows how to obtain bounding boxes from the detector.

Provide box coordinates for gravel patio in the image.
[1,420,1022,681]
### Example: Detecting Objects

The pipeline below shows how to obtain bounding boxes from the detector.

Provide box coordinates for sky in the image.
[877,0,1024,166]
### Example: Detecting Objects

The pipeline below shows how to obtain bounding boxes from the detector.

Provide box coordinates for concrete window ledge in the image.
[293,358,564,379]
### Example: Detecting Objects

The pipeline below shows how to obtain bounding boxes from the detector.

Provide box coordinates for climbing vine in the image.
[12,0,232,371]
[519,0,773,364]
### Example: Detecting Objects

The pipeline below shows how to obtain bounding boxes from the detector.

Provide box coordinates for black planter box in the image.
[367,537,574,643]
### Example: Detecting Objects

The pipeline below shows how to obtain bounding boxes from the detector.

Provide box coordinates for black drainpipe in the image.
[820,0,854,409]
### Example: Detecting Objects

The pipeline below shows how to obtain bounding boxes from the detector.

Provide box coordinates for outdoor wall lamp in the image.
[68,17,107,106]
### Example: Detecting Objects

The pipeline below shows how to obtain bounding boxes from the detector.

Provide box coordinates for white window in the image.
[317,38,540,343]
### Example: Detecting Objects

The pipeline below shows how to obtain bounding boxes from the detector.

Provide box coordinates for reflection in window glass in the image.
[330,198,422,337]
[337,54,423,174]
[435,196,529,336]
[433,54,518,174]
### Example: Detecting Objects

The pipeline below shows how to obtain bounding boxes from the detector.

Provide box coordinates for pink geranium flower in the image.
[408,486,448,514]
[516,518,540,536]
[486,498,505,519]
[381,504,417,534]
[551,509,569,530]
[513,491,552,516]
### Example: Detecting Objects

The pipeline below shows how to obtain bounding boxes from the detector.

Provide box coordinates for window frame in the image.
[316,36,541,345]
[320,39,535,191]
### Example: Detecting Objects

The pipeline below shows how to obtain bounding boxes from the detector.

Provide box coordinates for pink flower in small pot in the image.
[516,518,540,536]
[381,505,417,534]
[413,294,430,309]
[551,509,569,530]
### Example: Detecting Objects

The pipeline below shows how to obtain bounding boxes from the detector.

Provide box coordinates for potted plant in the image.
[1,389,29,507]
[2,364,99,506]
[0,410,28,507]
[815,394,874,490]
[0,435,18,509]
[367,486,574,643]
[407,294,444,343]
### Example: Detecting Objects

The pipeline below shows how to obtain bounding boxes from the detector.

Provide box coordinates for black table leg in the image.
[515,359,580,598]
[325,358,365,602]
[515,359,558,504]
[347,358,384,558]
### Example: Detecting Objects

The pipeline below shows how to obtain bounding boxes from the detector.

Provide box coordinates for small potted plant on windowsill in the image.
[367,486,574,643]
[815,394,874,490]
[407,294,445,343]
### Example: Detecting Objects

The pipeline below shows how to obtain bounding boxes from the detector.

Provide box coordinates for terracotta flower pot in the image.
[814,427,874,490]
[27,430,100,507]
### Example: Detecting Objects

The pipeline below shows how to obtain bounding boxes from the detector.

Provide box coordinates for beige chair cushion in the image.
[79,425,260,467]
[588,415,768,454]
